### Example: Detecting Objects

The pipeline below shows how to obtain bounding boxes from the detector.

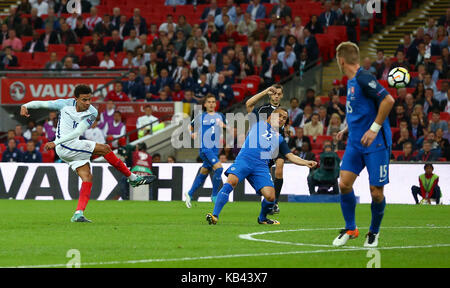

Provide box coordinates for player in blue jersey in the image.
[246,84,285,215]
[206,108,317,225]
[332,42,395,247]
[185,94,228,208]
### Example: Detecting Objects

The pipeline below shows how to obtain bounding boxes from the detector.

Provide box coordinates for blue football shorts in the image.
[340,145,391,186]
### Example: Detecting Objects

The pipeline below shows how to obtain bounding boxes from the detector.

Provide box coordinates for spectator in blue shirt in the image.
[246,0,266,20]
[183,90,198,104]
[194,73,211,103]
[429,110,448,132]
[2,138,23,162]
[122,70,145,100]
[278,43,296,75]
[214,74,234,109]
[23,141,42,163]
[165,0,186,6]
[218,54,236,84]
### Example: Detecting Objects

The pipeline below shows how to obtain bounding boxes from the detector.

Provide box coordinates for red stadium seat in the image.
[326,26,348,44]
[427,112,450,121]
[378,80,389,88]
[48,44,68,53]
[315,135,333,147]
[42,150,55,163]
[392,151,403,160]
[336,150,345,159]
[17,143,27,152]
[241,77,260,96]
[126,116,138,142]
[14,52,33,66]
[231,84,247,103]
[387,88,397,98]
[21,36,33,44]
[391,127,400,136]
[339,96,346,106]
[0,143,5,152]
[320,96,329,104]
[14,136,26,143]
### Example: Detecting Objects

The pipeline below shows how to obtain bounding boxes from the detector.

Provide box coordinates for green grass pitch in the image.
[0,200,449,268]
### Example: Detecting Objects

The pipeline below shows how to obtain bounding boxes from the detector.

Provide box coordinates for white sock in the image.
[75,210,83,214]
[128,173,138,181]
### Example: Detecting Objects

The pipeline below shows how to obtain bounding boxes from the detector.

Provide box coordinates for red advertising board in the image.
[1,78,115,104]
[94,102,175,120]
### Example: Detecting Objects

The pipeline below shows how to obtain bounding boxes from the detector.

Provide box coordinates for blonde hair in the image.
[336,41,360,65]
[330,113,341,126]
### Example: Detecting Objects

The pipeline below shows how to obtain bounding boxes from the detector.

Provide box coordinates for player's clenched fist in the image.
[44,142,56,151]
[20,105,30,117]
[266,86,277,96]
[306,161,318,169]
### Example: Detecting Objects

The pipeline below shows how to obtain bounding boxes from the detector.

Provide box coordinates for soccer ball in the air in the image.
[387,67,410,88]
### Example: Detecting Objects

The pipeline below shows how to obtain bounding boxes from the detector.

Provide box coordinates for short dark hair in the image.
[273,83,283,91]
[74,85,92,98]
[424,163,434,170]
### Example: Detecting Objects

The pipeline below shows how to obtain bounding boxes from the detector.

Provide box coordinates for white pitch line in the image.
[2,226,450,268]
[5,244,450,268]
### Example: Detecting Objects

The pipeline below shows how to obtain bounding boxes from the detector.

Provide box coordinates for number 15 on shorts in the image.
[379,165,387,183]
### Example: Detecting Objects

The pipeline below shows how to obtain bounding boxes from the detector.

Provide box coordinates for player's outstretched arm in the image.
[285,153,317,169]
[21,99,69,117]
[245,86,277,113]
[361,94,395,147]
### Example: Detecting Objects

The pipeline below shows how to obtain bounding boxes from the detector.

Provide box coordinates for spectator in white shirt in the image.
[99,52,116,69]
[66,12,78,30]
[159,14,177,34]
[32,0,48,17]
[137,105,160,138]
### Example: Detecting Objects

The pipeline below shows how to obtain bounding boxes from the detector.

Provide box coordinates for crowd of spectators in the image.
[0,0,388,109]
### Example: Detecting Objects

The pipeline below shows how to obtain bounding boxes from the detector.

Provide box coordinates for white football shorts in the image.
[55,139,96,171]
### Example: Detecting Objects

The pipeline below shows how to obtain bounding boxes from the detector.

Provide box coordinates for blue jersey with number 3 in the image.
[346,68,392,153]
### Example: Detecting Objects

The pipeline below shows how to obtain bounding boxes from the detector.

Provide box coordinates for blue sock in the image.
[211,168,223,198]
[212,183,233,218]
[188,173,208,198]
[259,199,275,221]
[370,197,386,234]
[340,190,357,230]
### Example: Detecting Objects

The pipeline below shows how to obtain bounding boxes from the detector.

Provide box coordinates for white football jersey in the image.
[48,99,98,142]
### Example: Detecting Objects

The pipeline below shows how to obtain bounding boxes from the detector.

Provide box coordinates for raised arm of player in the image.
[20,99,70,117]
[245,86,277,113]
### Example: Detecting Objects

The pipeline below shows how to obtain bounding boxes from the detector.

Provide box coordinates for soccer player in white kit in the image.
[20,85,156,222]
